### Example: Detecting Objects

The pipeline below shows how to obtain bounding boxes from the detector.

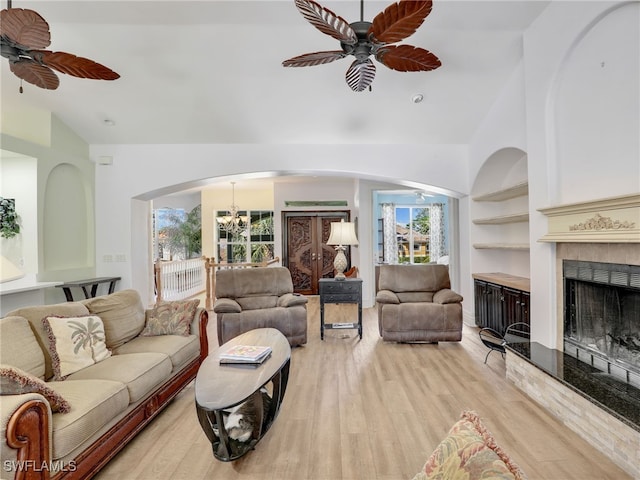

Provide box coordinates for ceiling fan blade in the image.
[10,59,59,89]
[345,59,376,92]
[368,0,432,44]
[293,0,357,44]
[376,44,441,71]
[0,8,51,49]
[283,50,347,67]
[32,50,120,80]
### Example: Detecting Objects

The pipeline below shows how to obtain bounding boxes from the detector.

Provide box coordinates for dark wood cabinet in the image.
[503,287,529,325]
[474,275,530,333]
[475,280,503,331]
[319,278,363,340]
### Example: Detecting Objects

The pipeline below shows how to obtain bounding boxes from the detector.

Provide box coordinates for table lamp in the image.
[327,219,358,280]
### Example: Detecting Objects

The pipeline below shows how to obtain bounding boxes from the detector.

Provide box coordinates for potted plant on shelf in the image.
[0,197,20,239]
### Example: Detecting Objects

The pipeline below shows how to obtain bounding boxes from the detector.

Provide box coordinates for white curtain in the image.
[382,203,398,264]
[429,203,446,262]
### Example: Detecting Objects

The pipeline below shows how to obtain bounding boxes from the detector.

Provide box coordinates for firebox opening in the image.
[563,260,640,388]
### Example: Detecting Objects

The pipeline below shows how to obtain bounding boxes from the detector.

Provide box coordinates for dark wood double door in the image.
[283,211,350,295]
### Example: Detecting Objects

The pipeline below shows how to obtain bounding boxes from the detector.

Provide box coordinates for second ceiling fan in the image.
[283,0,441,92]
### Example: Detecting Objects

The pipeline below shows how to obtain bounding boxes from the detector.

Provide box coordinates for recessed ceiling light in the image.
[103,119,115,126]
[412,94,424,104]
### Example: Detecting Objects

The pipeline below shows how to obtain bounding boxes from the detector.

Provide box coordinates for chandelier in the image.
[216,182,248,235]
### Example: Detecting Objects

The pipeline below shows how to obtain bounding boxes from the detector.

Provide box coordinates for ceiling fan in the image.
[0,0,119,92]
[283,0,441,92]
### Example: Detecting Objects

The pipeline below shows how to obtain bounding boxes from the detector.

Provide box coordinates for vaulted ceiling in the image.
[1,1,550,146]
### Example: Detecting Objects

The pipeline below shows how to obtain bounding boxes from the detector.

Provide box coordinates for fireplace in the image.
[563,260,640,388]
[508,195,640,479]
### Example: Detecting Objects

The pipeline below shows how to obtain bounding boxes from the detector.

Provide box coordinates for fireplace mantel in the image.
[538,193,640,243]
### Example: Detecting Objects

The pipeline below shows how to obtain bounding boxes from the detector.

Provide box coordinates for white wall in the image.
[463,62,529,323]
[154,192,201,212]
[90,144,469,305]
[6,3,634,348]
[552,3,639,203]
[1,115,96,305]
[524,1,639,348]
[0,153,38,275]
[463,1,639,348]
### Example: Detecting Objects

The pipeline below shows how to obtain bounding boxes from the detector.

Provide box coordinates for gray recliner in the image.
[376,264,463,343]
[214,266,308,346]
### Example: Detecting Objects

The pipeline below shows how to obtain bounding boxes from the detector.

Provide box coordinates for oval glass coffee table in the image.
[195,328,291,461]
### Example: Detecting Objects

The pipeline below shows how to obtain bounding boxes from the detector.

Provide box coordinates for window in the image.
[153,208,186,261]
[378,192,449,266]
[216,210,274,264]
[153,206,202,261]
[396,206,431,264]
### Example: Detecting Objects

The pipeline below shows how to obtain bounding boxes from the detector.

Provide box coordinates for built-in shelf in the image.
[473,213,529,225]
[472,180,530,253]
[473,243,530,250]
[0,275,62,295]
[472,182,529,202]
[0,275,63,317]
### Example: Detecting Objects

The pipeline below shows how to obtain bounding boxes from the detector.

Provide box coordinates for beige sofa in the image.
[214,267,308,347]
[376,264,463,342]
[0,289,208,480]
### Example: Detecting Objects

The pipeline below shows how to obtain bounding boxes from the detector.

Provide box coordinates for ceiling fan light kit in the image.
[283,0,441,92]
[0,3,120,92]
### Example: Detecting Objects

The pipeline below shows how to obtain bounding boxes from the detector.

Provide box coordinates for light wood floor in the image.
[94,297,631,480]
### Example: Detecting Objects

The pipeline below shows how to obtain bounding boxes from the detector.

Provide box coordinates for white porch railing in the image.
[155,257,206,302]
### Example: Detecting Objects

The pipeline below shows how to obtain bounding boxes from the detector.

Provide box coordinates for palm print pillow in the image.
[43,315,111,380]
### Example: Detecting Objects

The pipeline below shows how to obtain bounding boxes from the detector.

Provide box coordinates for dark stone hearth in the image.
[507,341,640,432]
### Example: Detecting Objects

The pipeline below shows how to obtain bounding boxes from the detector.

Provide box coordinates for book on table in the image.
[219,345,272,364]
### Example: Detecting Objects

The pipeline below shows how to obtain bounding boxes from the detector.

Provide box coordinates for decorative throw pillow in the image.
[141,299,200,337]
[413,410,527,480]
[42,315,112,380]
[0,364,71,413]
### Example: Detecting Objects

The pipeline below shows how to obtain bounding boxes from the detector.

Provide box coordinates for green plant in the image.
[413,208,430,235]
[158,205,202,260]
[0,197,20,239]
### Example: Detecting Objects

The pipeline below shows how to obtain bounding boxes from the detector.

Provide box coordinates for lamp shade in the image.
[327,220,358,246]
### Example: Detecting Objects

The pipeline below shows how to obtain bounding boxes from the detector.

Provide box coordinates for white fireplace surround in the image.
[537,194,640,345]
[538,193,640,244]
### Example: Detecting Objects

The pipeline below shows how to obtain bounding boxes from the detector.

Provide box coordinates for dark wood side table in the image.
[319,277,363,340]
[195,328,291,462]
[56,276,121,301]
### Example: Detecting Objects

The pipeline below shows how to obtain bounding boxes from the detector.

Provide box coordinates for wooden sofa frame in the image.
[5,311,209,480]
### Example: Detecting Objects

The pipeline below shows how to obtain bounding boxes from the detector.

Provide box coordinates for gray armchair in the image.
[214,266,308,346]
[376,264,463,342]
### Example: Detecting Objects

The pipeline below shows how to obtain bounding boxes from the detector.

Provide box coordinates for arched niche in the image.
[43,164,93,271]
[552,2,639,204]
[471,147,528,197]
[470,147,530,279]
